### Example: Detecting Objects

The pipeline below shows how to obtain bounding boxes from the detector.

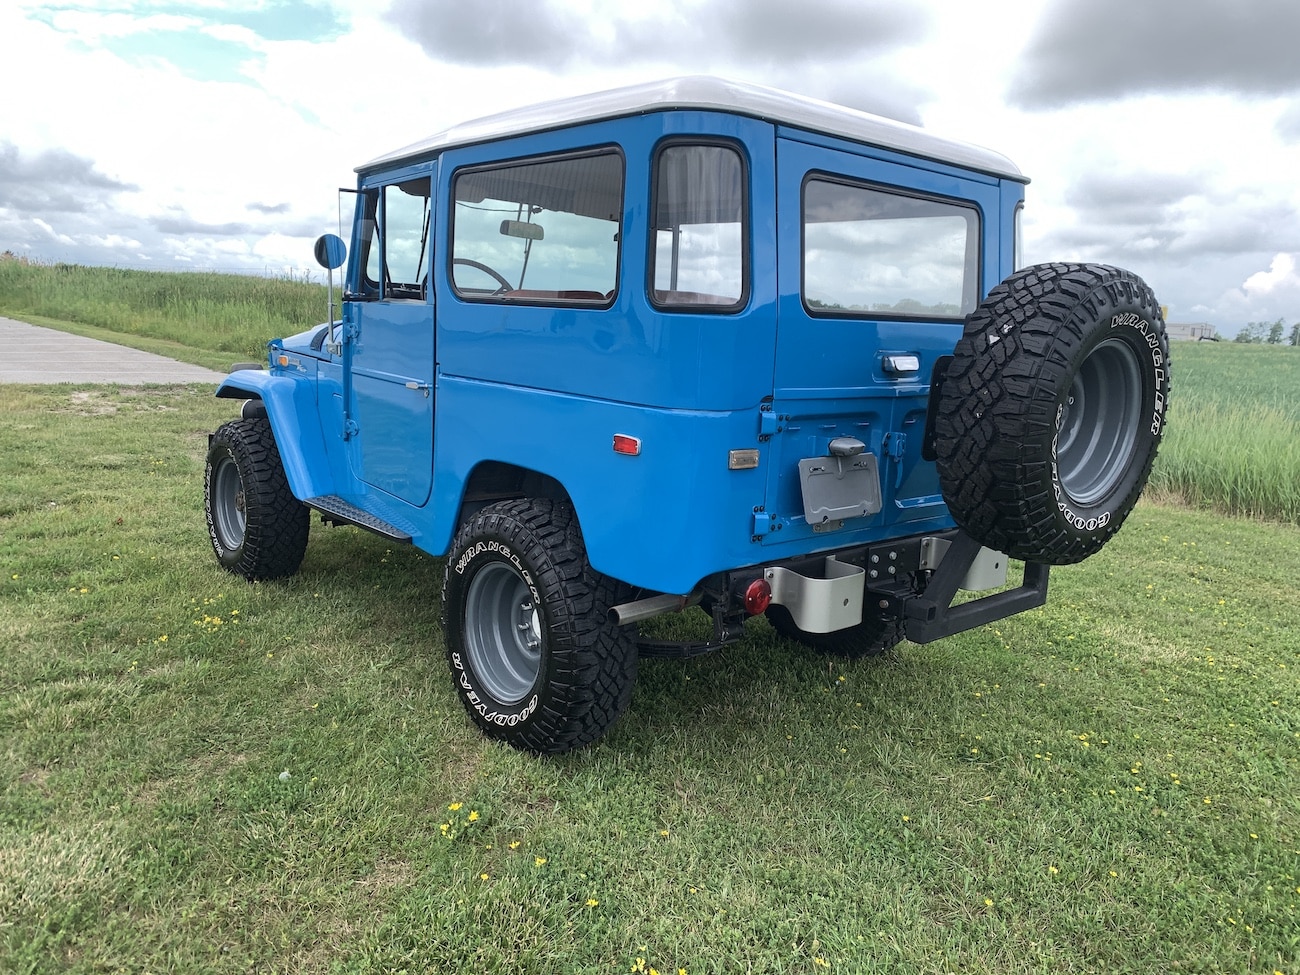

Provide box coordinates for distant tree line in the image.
[1233,318,1300,346]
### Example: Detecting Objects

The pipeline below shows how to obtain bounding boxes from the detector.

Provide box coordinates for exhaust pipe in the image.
[608,592,695,626]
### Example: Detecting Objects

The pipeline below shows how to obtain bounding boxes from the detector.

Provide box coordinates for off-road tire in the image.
[765,604,905,659]
[441,499,637,754]
[935,263,1169,565]
[204,417,310,581]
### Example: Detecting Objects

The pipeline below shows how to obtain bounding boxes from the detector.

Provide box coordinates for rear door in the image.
[766,135,1001,545]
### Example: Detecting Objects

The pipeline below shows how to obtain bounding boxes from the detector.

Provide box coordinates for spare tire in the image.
[934,263,1169,565]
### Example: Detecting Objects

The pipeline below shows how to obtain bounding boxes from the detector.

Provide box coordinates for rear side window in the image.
[451,150,623,303]
[803,177,979,319]
[651,143,747,310]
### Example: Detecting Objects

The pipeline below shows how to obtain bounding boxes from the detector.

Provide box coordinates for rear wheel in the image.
[204,417,309,581]
[441,499,636,754]
[935,263,1169,564]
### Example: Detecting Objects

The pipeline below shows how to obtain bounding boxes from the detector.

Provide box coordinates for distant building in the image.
[1165,321,1217,341]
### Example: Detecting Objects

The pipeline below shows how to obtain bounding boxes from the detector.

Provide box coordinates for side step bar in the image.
[304,495,412,543]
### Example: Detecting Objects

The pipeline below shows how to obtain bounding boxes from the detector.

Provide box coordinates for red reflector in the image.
[612,434,641,456]
[744,578,772,615]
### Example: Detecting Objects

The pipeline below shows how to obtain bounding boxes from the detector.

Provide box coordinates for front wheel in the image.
[204,417,309,581]
[441,499,636,754]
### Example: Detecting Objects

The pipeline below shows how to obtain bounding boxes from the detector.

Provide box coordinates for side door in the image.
[766,135,1001,544]
[345,173,436,506]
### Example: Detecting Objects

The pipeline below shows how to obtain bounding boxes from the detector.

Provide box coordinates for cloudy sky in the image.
[3,0,1299,335]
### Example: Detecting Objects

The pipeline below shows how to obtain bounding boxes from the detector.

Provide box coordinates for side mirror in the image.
[313,233,347,270]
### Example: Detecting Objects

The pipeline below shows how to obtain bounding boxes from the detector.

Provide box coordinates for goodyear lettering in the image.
[450,641,541,726]
[1050,402,1113,533]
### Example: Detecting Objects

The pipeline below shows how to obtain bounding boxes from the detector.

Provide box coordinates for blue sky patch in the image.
[213,1,347,44]
[101,28,261,84]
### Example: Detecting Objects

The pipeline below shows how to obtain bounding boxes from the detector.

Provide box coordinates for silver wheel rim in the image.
[1056,337,1143,507]
[212,455,247,550]
[464,561,542,705]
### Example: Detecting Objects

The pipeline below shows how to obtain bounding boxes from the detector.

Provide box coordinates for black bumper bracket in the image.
[902,530,1050,644]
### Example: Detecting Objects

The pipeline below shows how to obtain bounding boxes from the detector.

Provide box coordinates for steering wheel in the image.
[453,258,514,295]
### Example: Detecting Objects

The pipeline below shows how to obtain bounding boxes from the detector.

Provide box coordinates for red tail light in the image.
[743,578,772,615]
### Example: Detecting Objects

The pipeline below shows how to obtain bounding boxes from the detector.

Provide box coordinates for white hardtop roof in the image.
[359,76,1026,182]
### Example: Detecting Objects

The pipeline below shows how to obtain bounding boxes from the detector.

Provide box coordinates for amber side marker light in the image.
[612,434,641,456]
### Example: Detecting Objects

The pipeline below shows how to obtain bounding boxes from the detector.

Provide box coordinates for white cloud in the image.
[2,0,1300,335]
[1243,253,1300,298]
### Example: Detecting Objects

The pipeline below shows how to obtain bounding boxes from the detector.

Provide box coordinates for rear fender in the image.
[216,371,334,500]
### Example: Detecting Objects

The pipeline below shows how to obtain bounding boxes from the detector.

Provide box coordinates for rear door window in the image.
[802,177,980,319]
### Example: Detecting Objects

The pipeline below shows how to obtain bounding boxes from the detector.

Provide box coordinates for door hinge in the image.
[343,417,359,440]
[884,432,907,488]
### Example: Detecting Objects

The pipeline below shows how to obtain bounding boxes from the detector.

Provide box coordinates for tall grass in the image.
[3,258,1298,523]
[0,258,326,362]
[1148,341,1300,524]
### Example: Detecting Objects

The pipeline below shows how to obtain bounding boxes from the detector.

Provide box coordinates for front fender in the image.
[216,371,334,501]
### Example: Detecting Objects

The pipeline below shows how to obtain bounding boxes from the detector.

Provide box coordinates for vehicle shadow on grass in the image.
[293,527,1026,773]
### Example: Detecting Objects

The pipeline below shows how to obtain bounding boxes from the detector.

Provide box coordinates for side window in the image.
[354,177,431,299]
[802,177,979,319]
[451,150,623,302]
[651,143,747,309]
[382,179,431,298]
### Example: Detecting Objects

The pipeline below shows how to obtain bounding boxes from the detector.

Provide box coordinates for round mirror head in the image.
[313,233,347,270]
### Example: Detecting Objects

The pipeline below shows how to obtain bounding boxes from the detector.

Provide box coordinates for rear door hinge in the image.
[884,431,907,488]
[884,431,907,460]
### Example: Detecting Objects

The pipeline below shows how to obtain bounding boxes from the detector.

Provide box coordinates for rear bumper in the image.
[760,528,1049,642]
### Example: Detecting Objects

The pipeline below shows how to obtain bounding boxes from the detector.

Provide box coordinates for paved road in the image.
[0,316,229,384]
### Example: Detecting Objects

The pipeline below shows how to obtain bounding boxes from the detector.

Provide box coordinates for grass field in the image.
[1,264,1299,972]
[1,386,1298,974]
[1146,341,1300,524]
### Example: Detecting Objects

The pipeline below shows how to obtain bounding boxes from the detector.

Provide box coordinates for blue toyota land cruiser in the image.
[204,77,1170,754]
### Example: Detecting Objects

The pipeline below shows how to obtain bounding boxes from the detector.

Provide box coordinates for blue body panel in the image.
[235,106,1026,595]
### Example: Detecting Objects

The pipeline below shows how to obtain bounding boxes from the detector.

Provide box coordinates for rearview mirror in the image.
[500,220,544,241]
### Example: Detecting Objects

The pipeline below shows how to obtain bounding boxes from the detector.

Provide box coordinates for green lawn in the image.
[1,384,1297,974]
